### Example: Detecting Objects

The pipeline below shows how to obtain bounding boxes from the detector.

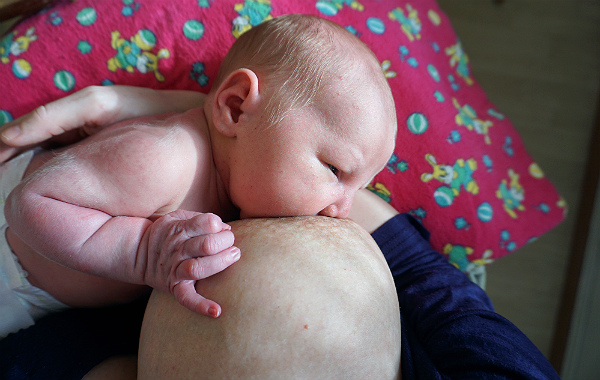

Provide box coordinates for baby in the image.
[1,14,396,336]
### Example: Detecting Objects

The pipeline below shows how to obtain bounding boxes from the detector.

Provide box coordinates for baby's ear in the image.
[211,68,261,137]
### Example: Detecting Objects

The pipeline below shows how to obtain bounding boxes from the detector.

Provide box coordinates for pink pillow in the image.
[0,0,565,273]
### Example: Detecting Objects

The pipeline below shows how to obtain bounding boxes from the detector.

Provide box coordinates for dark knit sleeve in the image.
[0,297,147,380]
[372,214,561,380]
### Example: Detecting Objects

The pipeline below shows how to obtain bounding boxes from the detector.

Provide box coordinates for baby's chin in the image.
[238,210,258,220]
[238,208,320,220]
[238,209,270,220]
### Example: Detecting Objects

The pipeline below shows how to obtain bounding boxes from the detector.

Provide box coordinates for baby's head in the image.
[207,14,397,218]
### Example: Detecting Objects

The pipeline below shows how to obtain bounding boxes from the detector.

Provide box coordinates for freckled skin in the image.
[138,217,401,380]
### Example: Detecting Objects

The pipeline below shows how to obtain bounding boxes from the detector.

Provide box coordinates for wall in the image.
[438,0,600,361]
[561,173,600,379]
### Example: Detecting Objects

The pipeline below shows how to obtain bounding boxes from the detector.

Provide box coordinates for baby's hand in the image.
[141,210,240,318]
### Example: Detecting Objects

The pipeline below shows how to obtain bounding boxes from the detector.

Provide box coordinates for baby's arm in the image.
[5,123,237,317]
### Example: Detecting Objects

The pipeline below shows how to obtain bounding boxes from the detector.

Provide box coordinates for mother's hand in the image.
[0,85,205,163]
[1,90,101,162]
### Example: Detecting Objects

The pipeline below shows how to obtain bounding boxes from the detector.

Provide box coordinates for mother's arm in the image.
[0,85,204,162]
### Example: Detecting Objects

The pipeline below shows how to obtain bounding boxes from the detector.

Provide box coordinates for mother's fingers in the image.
[0,144,24,164]
[1,86,206,149]
[1,105,60,145]
[0,86,118,147]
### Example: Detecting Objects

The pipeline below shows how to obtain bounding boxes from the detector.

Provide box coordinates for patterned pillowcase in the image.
[0,0,566,275]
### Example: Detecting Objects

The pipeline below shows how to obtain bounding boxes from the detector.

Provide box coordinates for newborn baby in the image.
[1,14,396,337]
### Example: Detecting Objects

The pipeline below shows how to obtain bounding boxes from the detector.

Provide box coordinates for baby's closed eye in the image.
[328,163,339,176]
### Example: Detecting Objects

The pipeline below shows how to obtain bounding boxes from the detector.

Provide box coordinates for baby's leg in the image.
[137,216,401,380]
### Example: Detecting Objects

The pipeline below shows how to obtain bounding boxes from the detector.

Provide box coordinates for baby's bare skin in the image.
[7,141,150,308]
[6,106,240,316]
[2,15,397,320]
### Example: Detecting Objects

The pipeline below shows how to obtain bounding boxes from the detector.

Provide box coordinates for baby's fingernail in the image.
[231,247,241,261]
[208,306,221,318]
[1,126,21,141]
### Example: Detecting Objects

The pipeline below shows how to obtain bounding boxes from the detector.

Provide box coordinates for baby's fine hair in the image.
[214,14,385,125]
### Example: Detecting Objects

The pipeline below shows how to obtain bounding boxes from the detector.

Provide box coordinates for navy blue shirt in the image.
[0,214,561,379]
[373,214,561,380]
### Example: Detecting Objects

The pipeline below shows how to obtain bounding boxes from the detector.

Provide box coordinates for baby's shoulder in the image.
[100,108,207,154]
[67,110,207,182]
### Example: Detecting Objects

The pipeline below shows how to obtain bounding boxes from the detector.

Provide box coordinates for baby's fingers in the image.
[181,212,231,236]
[183,229,235,256]
[173,281,222,318]
[177,246,241,281]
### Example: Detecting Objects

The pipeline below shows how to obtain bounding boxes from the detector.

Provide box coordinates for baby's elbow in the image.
[4,183,40,234]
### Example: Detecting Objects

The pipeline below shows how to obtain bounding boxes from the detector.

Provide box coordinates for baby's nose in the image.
[318,198,353,219]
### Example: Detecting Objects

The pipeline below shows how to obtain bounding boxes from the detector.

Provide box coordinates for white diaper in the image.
[0,150,68,338]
